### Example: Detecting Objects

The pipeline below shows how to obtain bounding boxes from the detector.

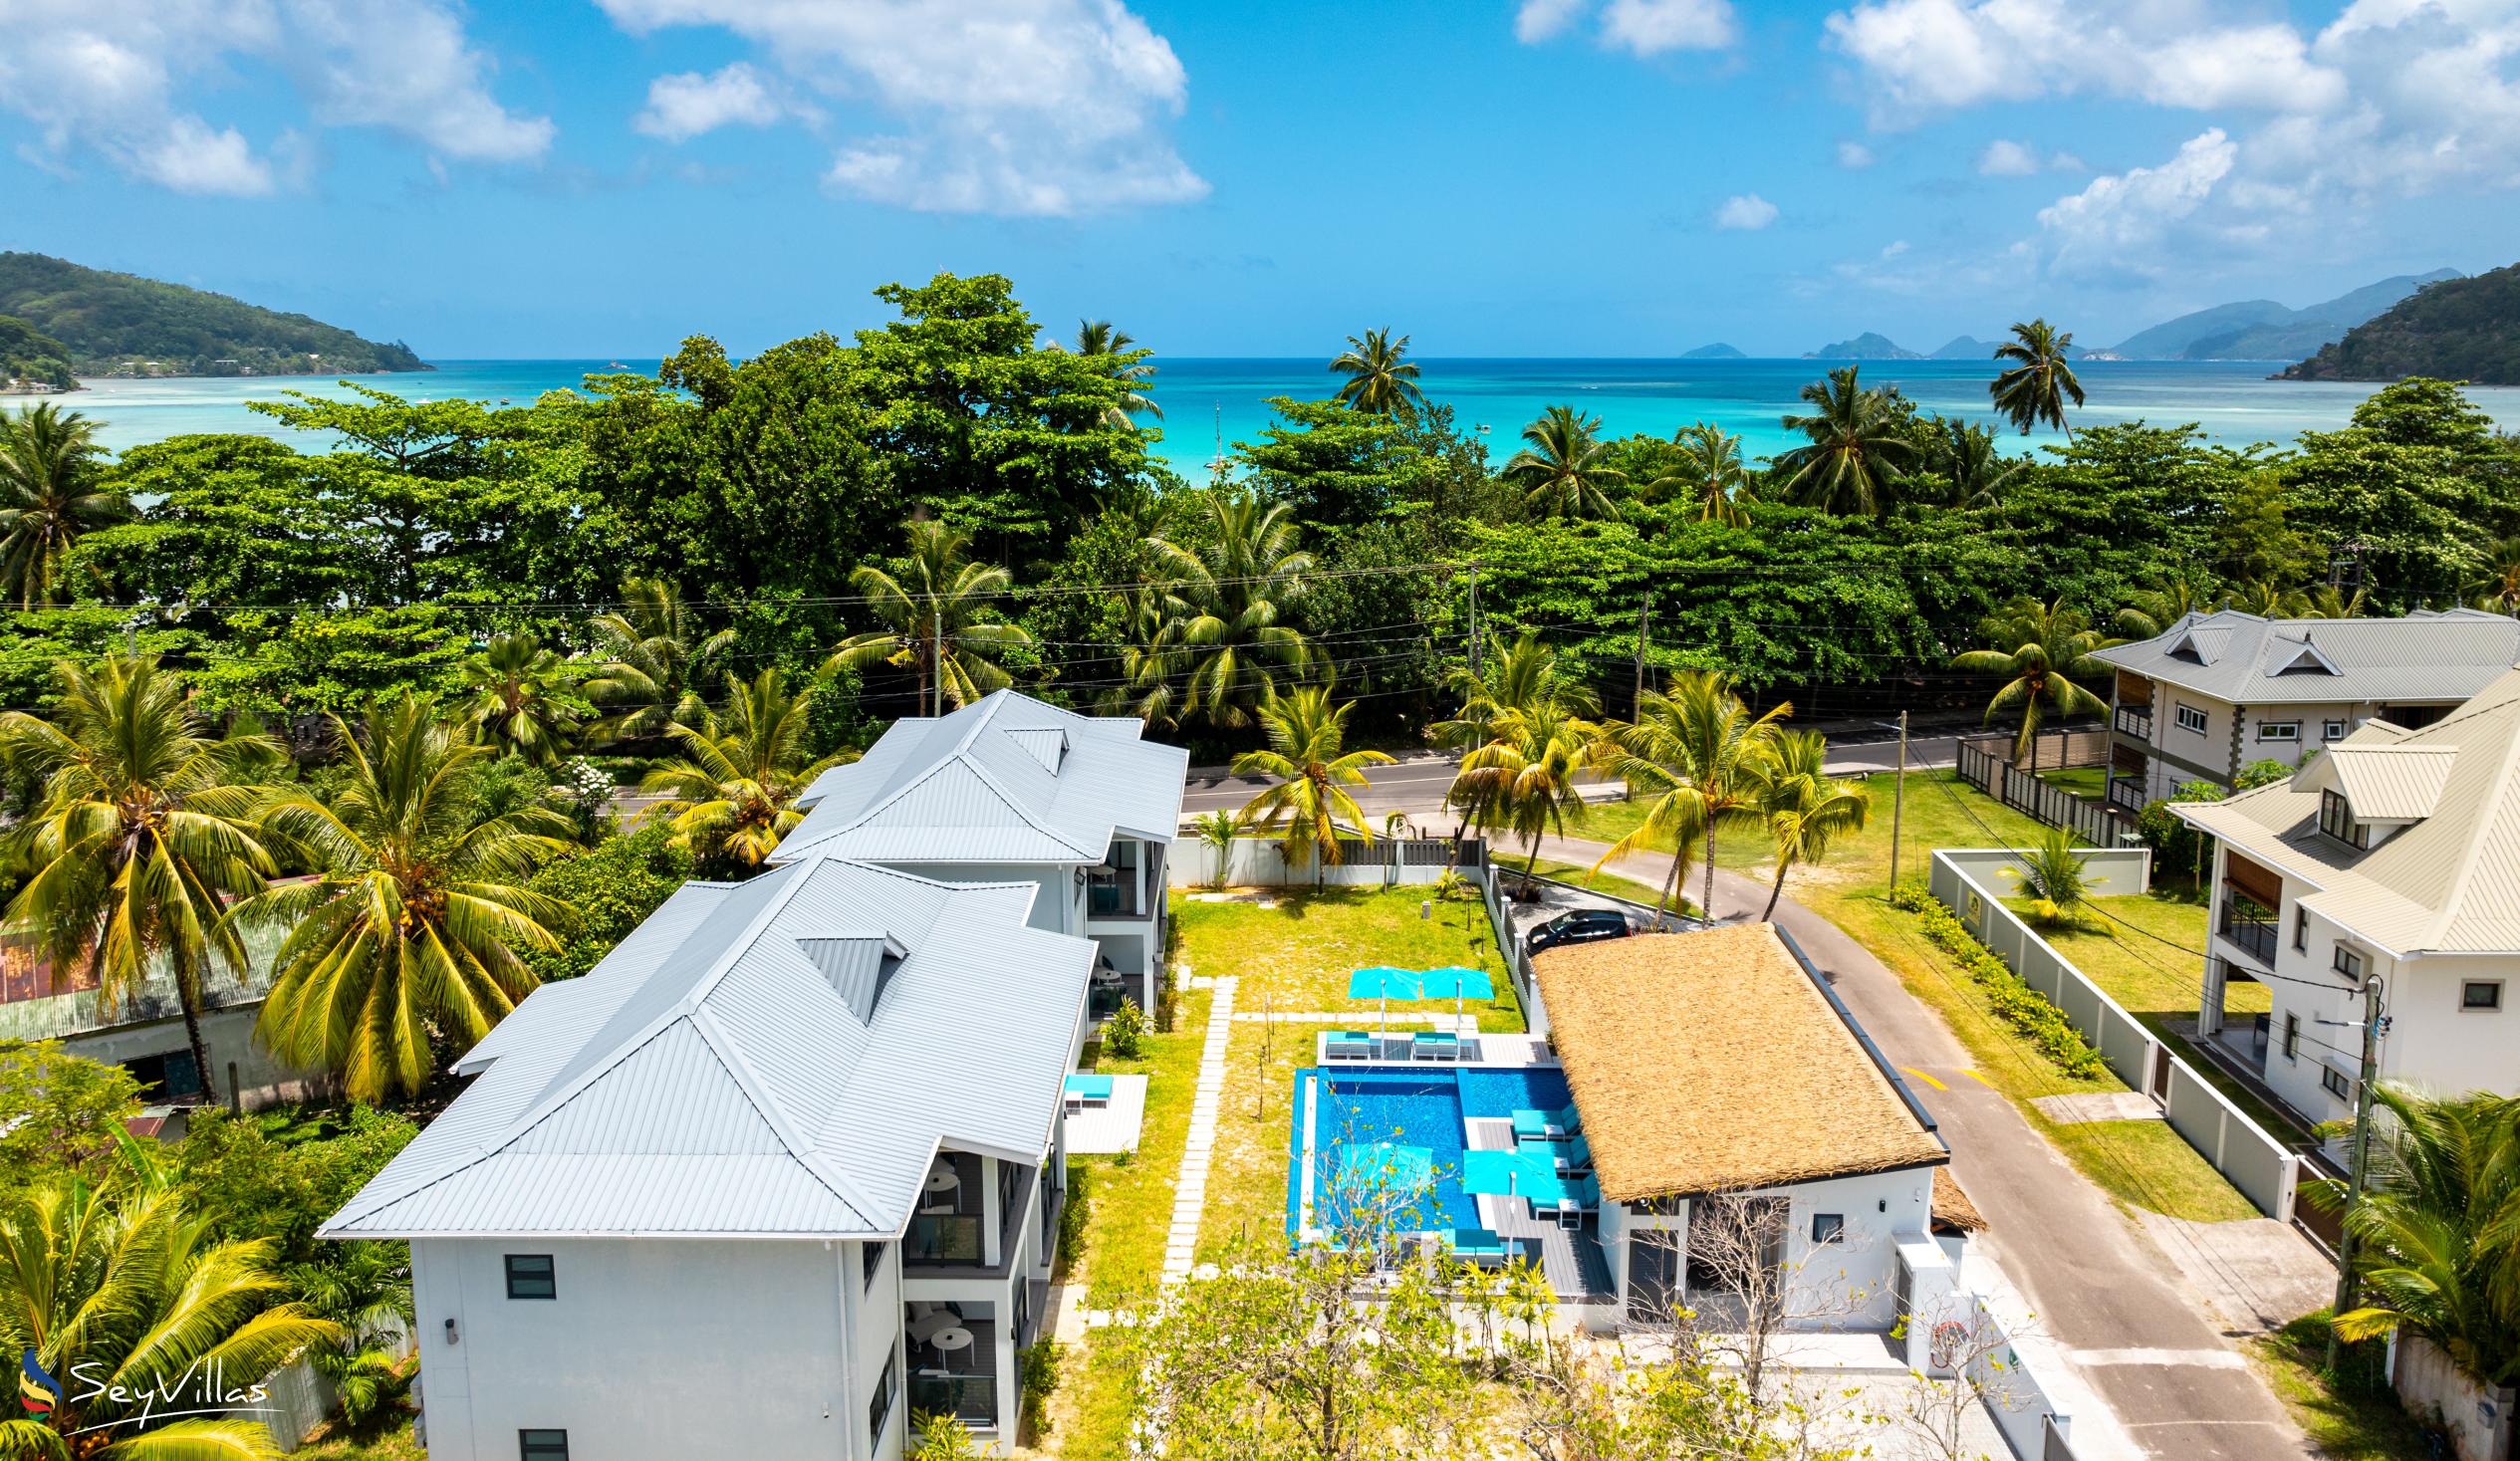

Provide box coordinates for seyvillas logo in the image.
[19,1349,62,1419]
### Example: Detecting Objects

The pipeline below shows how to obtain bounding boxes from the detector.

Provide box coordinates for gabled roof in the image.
[322,854,1094,1240]
[778,690,1188,865]
[2095,609,2520,705]
[2176,667,2520,955]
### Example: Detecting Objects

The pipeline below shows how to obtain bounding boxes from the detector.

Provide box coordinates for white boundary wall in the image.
[1165,836,1470,888]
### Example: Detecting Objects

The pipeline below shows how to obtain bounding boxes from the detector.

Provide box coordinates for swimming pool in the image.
[1291,1066,1574,1241]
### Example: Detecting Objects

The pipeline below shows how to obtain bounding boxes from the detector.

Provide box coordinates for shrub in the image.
[1889,885,2106,1078]
[1017,1339,1062,1433]
[1104,998,1148,1059]
[522,824,694,980]
[0,1040,142,1185]
[1056,1167,1092,1270]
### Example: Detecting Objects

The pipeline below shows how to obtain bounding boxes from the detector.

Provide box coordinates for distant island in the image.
[1928,336,1994,360]
[1680,342,1745,359]
[0,252,427,388]
[1804,332,1921,360]
[2281,262,2517,384]
[2106,269,2458,361]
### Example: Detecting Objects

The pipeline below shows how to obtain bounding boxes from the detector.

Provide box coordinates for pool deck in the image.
[1466,1116,1615,1302]
[1314,1030,1558,1066]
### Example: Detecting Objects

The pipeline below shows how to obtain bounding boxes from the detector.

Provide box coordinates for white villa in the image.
[2091,609,2520,817]
[780,690,1189,1017]
[2176,667,2520,1127]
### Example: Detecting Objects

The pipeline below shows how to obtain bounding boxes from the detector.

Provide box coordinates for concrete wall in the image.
[1164,836,1464,889]
[1606,1168,1932,1333]
[2393,1332,2515,1461]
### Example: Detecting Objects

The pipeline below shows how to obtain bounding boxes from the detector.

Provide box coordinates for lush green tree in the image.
[1775,366,1918,516]
[830,518,1035,716]
[181,604,473,726]
[1951,596,2117,764]
[642,668,853,877]
[0,1041,142,1186]
[1918,417,2025,508]
[2469,535,2520,615]
[231,695,577,1102]
[1149,490,1314,730]
[582,576,734,744]
[1596,671,1789,918]
[1234,396,1435,534]
[2284,378,2520,607]
[78,434,359,609]
[1747,730,1871,918]
[1503,405,1628,521]
[1232,687,1392,870]
[521,823,693,980]
[1989,319,2086,437]
[2210,467,2318,589]
[177,1104,419,1270]
[2116,577,2213,639]
[0,657,278,1107]
[455,631,584,765]
[0,403,130,608]
[1328,328,1427,416]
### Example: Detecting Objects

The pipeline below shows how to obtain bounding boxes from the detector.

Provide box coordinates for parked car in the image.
[1525,907,1632,956]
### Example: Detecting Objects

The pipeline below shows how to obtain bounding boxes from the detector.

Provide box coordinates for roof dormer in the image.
[795,932,909,1022]
[1003,726,1069,775]
[2270,635,2340,676]
[2166,626,2229,664]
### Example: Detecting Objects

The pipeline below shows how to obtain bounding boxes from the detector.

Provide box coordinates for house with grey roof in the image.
[2091,609,2520,817]
[2171,668,2520,1131]
[324,850,1093,1460]
[780,689,1189,1019]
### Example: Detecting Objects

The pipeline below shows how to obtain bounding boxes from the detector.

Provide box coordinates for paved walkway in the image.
[1537,832,2321,1461]
[1160,975,1236,1283]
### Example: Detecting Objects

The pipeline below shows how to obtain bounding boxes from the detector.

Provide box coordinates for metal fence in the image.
[1953,736,2125,847]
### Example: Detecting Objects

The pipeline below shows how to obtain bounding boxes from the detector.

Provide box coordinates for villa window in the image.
[869,1351,898,1449]
[2258,721,2301,743]
[504,1255,556,1301]
[2334,945,2366,982]
[863,1241,885,1291]
[2292,906,2309,952]
[1811,1214,1845,1245]
[2323,1066,2355,1101]
[2462,981,2503,1013]
[2319,791,2371,851]
[519,1431,569,1461]
[2324,720,2349,741]
[2175,704,2208,735]
[2282,1014,2300,1062]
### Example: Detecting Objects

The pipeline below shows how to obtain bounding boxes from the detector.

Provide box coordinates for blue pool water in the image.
[1296,1067,1573,1238]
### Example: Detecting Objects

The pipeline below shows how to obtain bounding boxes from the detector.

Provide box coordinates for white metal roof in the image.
[2095,609,2520,706]
[322,854,1094,1240]
[778,690,1188,865]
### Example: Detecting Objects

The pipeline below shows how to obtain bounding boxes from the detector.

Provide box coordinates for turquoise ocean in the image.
[57,357,2520,477]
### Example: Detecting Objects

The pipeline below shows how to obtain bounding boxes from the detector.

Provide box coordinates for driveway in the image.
[1540,832,2320,1461]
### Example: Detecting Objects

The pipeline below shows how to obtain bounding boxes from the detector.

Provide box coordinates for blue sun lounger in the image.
[1448,1226,1513,1266]
[1325,1031,1376,1061]
[1409,1030,1460,1062]
[1510,1103,1582,1141]
[1063,1074,1114,1110]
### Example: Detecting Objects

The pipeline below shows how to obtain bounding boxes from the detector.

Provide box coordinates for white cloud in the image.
[1977,138,2040,175]
[2034,128,2236,278]
[635,62,788,141]
[0,0,550,191]
[1714,192,1778,229]
[596,0,1206,216]
[1837,139,1875,168]
[1515,0,1587,43]
[1514,0,1736,55]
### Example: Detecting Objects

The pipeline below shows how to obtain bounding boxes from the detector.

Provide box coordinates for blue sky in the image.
[1,0,2510,358]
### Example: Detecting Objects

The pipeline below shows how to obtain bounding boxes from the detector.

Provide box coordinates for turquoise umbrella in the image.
[1417,965,1494,1024]
[1346,966,1418,1032]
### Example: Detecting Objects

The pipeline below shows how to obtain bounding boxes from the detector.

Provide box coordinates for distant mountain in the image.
[1680,342,1745,359]
[1805,332,1921,360]
[0,315,76,391]
[1928,336,1994,361]
[2110,269,2461,360]
[0,253,427,379]
[2281,262,2520,384]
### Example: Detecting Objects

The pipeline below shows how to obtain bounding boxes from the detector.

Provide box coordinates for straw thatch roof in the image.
[1931,1169,1986,1234]
[1532,924,1946,1203]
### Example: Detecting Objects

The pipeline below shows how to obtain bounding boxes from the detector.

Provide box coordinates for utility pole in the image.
[1466,566,1482,677]
[930,602,944,718]
[2327,972,2387,1370]
[1884,712,1910,891]
[1633,595,1651,711]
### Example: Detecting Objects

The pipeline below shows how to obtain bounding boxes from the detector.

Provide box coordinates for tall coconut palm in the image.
[2468,536,2520,616]
[0,402,130,609]
[581,576,734,744]
[1775,365,1917,516]
[1433,632,1599,761]
[1925,417,2024,508]
[2116,578,2212,639]
[1950,596,2118,766]
[455,632,584,766]
[1595,671,1791,919]
[2221,579,2311,618]
[1099,588,1186,733]
[1328,329,1426,416]
[830,519,1035,716]
[1747,730,1872,919]
[641,668,856,877]
[228,695,578,1102]
[1232,687,1392,873]
[1990,320,2086,438]
[1058,320,1162,426]
[0,1151,338,1460]
[2301,584,2370,619]
[2317,1086,2520,1387]
[1148,490,1313,730]
[1652,423,1752,527]
[1503,405,1628,521]
[0,656,280,1107]
[1453,702,1600,898]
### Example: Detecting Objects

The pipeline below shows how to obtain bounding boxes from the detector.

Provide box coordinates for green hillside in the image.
[2280,264,2519,383]
[0,253,427,378]
[0,315,76,390]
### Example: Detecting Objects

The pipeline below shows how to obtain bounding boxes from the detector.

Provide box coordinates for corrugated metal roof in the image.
[2095,609,2520,705]
[2175,666,2520,954]
[322,854,1094,1240]
[779,690,1187,865]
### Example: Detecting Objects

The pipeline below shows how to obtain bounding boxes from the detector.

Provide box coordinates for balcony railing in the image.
[2107,777,2148,813]
[905,1215,984,1265]
[910,1372,998,1429]
[1086,868,1140,918]
[2114,703,2153,737]
[2217,895,2279,965]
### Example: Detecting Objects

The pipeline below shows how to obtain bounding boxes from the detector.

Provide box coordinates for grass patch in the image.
[297,1422,425,1461]
[2044,1118,2263,1222]
[1498,852,1697,914]
[2248,1311,2437,1461]
[2036,766,2108,798]
[1172,887,1523,1033]
[1199,1017,1314,1266]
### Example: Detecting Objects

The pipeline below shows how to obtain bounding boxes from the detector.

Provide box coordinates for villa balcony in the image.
[2107,777,2148,815]
[2114,703,2153,739]
[906,1310,1001,1432]
[2217,895,2279,966]
[904,1154,1037,1276]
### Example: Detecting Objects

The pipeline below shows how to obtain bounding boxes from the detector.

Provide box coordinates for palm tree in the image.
[1990,320,2086,438]
[1652,423,1751,527]
[2317,1086,2520,1387]
[2222,579,2311,617]
[1775,365,1917,516]
[1747,730,1872,919]
[1099,588,1186,733]
[2301,584,2370,619]
[1925,417,2024,508]
[2005,827,2092,927]
[1058,320,1162,426]
[1328,329,1426,416]
[456,632,583,765]
[581,576,734,744]
[0,1151,338,1460]
[0,402,129,609]
[641,668,855,877]
[1594,671,1790,919]
[2116,578,2212,639]
[1950,596,2118,766]
[1453,702,1600,898]
[1503,405,1628,521]
[229,695,578,1102]
[1148,490,1313,730]
[1231,687,1392,874]
[1188,808,1249,889]
[830,519,1035,716]
[0,657,279,1107]
[1433,632,1598,760]
[2468,536,2520,616]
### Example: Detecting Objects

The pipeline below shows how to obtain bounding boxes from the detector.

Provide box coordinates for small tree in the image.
[2004,827,2091,928]
[1189,808,1247,888]
[1104,998,1148,1060]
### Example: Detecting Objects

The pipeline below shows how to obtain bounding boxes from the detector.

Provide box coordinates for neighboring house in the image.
[2091,609,2520,816]
[1530,925,1960,1332]
[781,690,1189,1018]
[323,851,1093,1461]
[0,921,305,1108]
[2175,669,2520,1130]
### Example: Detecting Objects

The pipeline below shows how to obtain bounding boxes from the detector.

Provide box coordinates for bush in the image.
[1056,1167,1092,1271]
[1889,885,2107,1078]
[1017,1339,1062,1433]
[522,824,694,980]
[1154,976,1182,1035]
[1104,998,1148,1059]
[0,1040,142,1184]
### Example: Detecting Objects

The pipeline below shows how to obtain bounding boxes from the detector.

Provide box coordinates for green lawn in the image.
[2037,766,2108,799]
[2249,1313,2436,1461]
[297,1422,425,1461]
[1497,852,1697,914]
[1170,887,1522,1033]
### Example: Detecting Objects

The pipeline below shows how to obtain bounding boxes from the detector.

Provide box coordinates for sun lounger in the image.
[1325,1031,1376,1061]
[1449,1226,1511,1265]
[1409,1030,1460,1063]
[1063,1074,1114,1110]
[1548,1134,1593,1174]
[1510,1103,1582,1141]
